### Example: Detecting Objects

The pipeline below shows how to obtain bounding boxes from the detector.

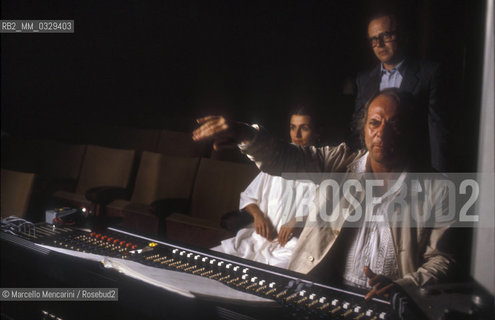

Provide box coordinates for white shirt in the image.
[212,172,316,268]
[342,172,405,288]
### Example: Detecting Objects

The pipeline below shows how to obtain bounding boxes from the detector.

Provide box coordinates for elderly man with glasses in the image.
[354,8,449,172]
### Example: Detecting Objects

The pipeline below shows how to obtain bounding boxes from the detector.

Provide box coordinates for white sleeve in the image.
[239,172,267,210]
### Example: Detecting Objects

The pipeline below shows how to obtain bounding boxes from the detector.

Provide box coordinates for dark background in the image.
[1,0,487,171]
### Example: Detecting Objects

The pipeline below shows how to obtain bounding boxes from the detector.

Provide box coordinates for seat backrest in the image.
[131,152,200,205]
[189,158,259,222]
[75,145,135,194]
[110,127,161,153]
[1,169,36,218]
[156,130,210,157]
[1,136,43,174]
[37,140,87,180]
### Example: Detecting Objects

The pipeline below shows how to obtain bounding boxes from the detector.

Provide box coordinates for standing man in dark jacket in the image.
[354,9,448,172]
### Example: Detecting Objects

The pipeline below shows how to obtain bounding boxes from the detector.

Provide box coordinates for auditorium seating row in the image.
[1,134,259,248]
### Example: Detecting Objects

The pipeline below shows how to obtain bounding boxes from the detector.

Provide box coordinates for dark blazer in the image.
[354,58,449,172]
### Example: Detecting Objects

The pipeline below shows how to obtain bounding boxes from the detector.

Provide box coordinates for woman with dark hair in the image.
[211,109,318,268]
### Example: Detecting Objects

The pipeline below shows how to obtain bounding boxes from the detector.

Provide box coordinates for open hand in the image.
[192,116,255,150]
[363,266,398,301]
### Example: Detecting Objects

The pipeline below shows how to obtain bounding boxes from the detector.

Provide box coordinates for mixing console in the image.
[6,223,397,320]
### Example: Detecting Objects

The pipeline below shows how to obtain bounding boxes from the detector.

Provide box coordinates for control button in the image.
[242,268,249,273]
[259,280,266,286]
[250,277,258,283]
[309,293,316,300]
[354,306,362,313]
[209,259,217,265]
[201,257,208,263]
[179,251,186,256]
[113,239,120,244]
[172,249,179,254]
[194,255,201,260]
[342,302,350,309]
[268,282,276,288]
[379,312,387,319]
[186,253,193,258]
[126,243,132,248]
[119,241,126,246]
[131,245,138,250]
[242,274,249,280]
[319,297,327,304]
[226,263,232,269]
[299,290,306,296]
[365,309,373,317]
[307,255,314,262]
[233,266,240,272]
[218,261,224,267]
[331,299,339,306]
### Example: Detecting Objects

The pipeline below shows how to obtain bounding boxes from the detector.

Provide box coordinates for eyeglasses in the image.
[368,31,396,47]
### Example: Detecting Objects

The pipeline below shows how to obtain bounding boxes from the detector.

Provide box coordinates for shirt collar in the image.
[380,59,406,74]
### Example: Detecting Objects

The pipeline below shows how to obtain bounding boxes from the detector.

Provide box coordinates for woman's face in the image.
[290,115,314,146]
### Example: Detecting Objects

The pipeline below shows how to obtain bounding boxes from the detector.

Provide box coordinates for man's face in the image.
[368,15,399,66]
[364,95,402,165]
[290,115,314,146]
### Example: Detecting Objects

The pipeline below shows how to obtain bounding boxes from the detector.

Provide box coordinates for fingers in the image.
[365,284,379,301]
[196,115,220,125]
[363,266,377,279]
[365,283,395,301]
[375,283,395,296]
[192,116,229,141]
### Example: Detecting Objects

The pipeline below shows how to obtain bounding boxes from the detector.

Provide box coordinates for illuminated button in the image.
[342,302,350,309]
[119,241,126,246]
[242,268,249,273]
[209,259,217,265]
[233,266,240,272]
[126,243,132,248]
[187,253,193,258]
[202,257,209,263]
[299,290,306,296]
[379,312,387,319]
[101,235,107,240]
[179,251,186,256]
[194,255,201,260]
[354,306,362,313]
[331,299,339,306]
[319,297,327,304]
[365,310,373,317]
[113,239,120,244]
[90,232,96,237]
[217,261,224,267]
[307,255,314,262]
[107,237,113,242]
[95,234,101,239]
[259,280,266,286]
[242,274,249,280]
[149,242,157,247]
[268,282,276,288]
[131,245,138,250]
[172,249,179,254]
[225,263,232,269]
[309,293,317,300]
[250,277,258,283]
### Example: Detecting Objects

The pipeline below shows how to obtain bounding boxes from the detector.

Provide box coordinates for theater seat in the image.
[1,169,36,219]
[52,145,135,211]
[106,152,200,234]
[166,158,259,248]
